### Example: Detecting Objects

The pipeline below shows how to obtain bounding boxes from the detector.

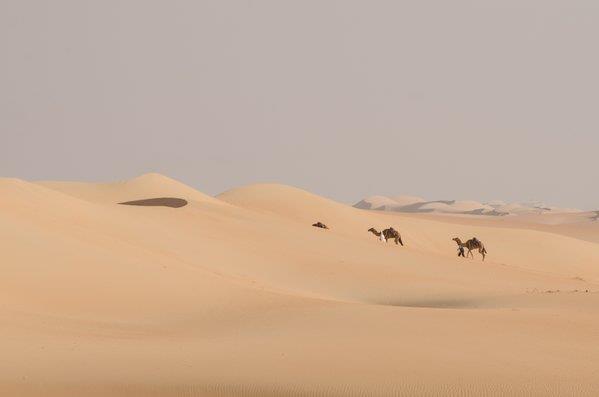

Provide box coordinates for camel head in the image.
[452,237,462,244]
[368,228,379,234]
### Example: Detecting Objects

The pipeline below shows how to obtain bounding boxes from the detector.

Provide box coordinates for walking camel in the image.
[452,237,487,261]
[368,227,404,246]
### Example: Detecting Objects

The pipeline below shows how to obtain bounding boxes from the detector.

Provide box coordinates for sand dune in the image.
[356,194,583,216]
[390,195,426,206]
[2,175,599,396]
[353,195,402,210]
[38,173,220,205]
[354,194,426,211]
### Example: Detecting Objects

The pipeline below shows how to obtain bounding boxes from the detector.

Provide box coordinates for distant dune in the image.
[355,194,582,216]
[2,174,599,396]
[354,194,425,211]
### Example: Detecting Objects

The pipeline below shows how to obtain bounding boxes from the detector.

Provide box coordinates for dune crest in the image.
[38,172,221,205]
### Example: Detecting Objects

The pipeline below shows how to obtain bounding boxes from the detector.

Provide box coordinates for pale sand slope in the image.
[399,211,599,245]
[1,176,599,396]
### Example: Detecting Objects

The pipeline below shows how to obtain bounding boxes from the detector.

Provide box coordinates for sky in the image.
[1,0,597,209]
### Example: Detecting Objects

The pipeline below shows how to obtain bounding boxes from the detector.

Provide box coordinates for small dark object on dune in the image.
[312,222,329,229]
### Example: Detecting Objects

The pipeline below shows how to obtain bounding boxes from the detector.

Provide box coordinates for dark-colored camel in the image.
[452,237,487,261]
[368,227,404,246]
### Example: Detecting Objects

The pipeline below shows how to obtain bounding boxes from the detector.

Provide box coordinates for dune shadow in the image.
[118,197,188,208]
[371,298,484,309]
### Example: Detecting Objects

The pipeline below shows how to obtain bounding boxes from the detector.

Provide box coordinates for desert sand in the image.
[2,173,599,396]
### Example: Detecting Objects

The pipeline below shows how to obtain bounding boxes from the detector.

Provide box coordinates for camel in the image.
[452,237,487,261]
[368,227,404,246]
[312,222,329,229]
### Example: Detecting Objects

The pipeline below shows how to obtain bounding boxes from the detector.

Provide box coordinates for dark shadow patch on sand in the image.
[366,296,491,309]
[379,299,480,309]
[118,197,188,208]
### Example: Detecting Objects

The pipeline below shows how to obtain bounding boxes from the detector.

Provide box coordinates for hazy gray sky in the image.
[1,1,597,209]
